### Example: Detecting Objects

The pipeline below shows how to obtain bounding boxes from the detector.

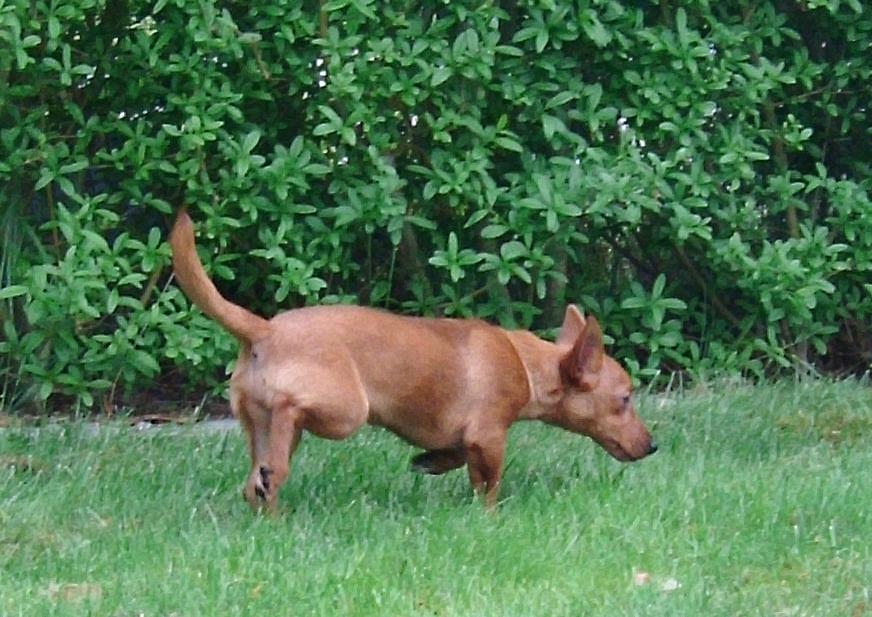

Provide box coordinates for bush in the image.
[1,0,870,411]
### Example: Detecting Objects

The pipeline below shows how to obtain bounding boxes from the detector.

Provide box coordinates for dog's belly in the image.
[367,406,464,450]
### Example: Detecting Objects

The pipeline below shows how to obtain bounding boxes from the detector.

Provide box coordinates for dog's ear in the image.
[559,315,604,391]
[557,304,586,347]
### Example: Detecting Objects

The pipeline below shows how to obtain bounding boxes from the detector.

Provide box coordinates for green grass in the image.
[1,381,870,616]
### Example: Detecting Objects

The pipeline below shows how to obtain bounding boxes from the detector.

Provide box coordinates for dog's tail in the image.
[169,209,270,343]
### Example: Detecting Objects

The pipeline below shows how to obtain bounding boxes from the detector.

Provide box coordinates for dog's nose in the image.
[647,441,658,455]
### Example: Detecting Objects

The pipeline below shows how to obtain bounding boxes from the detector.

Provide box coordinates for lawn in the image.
[1,380,870,616]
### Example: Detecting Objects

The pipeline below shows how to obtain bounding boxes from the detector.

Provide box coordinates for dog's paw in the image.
[242,466,274,509]
[255,465,273,500]
[409,452,431,474]
[410,449,466,475]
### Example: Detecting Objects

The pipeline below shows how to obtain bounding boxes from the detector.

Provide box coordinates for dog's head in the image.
[550,305,656,462]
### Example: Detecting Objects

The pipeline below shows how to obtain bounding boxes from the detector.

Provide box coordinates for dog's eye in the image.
[621,395,631,408]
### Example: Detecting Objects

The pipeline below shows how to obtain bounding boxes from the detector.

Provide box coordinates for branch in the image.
[673,244,743,330]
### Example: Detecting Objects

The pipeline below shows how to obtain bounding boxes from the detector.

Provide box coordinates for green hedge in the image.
[1,0,870,411]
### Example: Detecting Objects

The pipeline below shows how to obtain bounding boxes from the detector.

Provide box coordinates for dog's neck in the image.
[504,330,566,422]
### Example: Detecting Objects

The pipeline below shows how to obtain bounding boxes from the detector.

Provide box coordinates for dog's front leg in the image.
[463,428,507,509]
[245,405,303,512]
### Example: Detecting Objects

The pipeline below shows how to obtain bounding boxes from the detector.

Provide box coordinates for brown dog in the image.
[170,210,656,510]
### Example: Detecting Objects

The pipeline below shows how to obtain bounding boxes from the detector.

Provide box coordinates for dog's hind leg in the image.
[233,391,272,508]
[409,448,466,475]
[248,402,303,512]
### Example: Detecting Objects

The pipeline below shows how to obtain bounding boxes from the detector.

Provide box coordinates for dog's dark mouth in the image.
[598,438,638,462]
[610,445,634,462]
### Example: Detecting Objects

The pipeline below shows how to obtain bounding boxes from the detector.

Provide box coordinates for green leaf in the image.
[303,163,331,176]
[242,130,261,153]
[535,29,548,53]
[500,240,527,261]
[34,170,54,190]
[661,298,687,311]
[519,197,545,210]
[238,32,263,44]
[313,123,336,136]
[542,115,566,140]
[481,224,508,239]
[452,30,471,57]
[512,264,532,284]
[0,285,28,300]
[59,160,88,174]
[495,45,523,57]
[16,47,31,70]
[57,176,75,196]
[553,202,582,217]
[132,350,160,375]
[322,0,349,11]
[546,91,576,109]
[350,0,377,19]
[406,215,437,230]
[495,136,523,152]
[652,274,666,298]
[447,232,459,256]
[581,16,611,47]
[449,265,464,282]
[622,297,647,309]
[533,174,552,203]
[38,381,54,401]
[318,105,343,126]
[107,288,120,314]
[341,127,357,146]
[676,8,688,47]
[545,210,558,232]
[464,209,490,228]
[586,83,603,111]
[48,16,61,39]
[423,181,438,200]
[512,27,537,43]
[431,66,452,87]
